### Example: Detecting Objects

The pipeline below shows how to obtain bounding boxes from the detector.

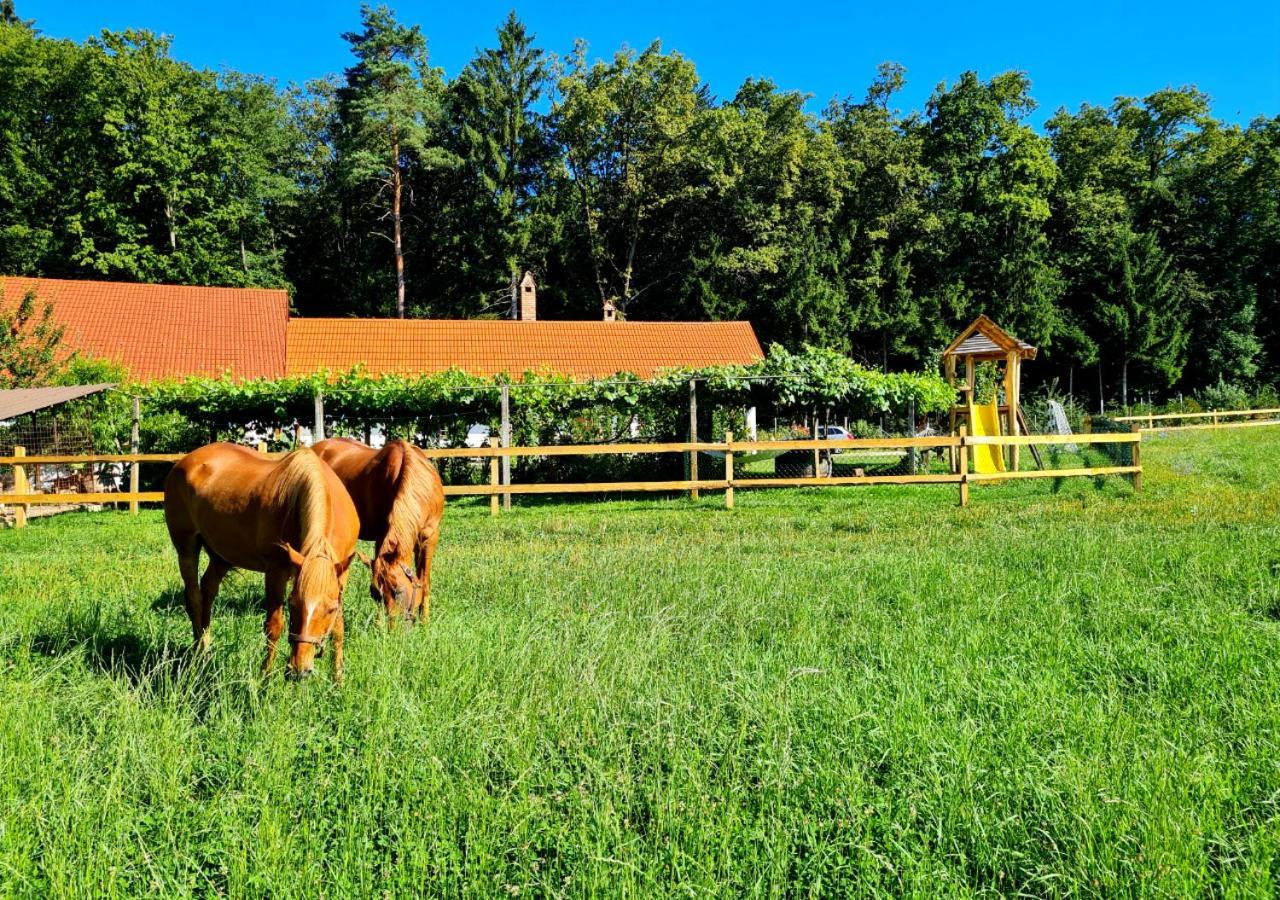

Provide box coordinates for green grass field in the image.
[2,429,1279,896]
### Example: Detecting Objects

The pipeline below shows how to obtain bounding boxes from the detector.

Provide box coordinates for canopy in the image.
[0,384,115,420]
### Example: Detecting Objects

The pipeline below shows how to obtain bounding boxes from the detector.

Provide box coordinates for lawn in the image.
[1,429,1278,896]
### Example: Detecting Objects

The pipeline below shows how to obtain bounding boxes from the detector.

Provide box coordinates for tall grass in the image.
[1,429,1278,896]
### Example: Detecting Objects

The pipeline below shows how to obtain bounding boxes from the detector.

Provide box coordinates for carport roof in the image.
[0,384,115,420]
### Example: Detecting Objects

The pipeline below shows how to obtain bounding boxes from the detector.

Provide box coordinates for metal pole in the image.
[129,396,140,515]
[313,388,325,444]
[500,385,511,511]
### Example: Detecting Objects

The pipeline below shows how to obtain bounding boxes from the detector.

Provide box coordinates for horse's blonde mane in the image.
[385,443,441,561]
[268,448,334,562]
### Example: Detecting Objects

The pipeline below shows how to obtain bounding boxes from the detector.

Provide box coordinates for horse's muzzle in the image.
[285,666,315,682]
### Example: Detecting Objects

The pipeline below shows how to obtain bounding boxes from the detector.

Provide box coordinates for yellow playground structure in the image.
[942,315,1042,472]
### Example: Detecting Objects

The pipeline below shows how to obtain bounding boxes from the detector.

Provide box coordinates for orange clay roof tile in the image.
[1,276,288,380]
[2,276,764,381]
[285,318,764,379]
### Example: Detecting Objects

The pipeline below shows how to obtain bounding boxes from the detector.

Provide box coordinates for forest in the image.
[1,2,1277,406]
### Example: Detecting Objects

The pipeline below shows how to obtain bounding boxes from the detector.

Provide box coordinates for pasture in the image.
[1,429,1279,896]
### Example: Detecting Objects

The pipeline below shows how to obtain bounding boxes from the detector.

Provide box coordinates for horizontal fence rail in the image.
[0,431,1141,525]
[1100,407,1280,432]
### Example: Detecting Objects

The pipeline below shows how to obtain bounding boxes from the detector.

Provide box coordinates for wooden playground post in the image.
[957,427,969,507]
[129,397,140,515]
[12,446,28,528]
[724,431,734,510]
[488,437,500,517]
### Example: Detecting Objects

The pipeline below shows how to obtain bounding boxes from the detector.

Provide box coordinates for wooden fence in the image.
[1097,407,1280,433]
[0,431,1142,527]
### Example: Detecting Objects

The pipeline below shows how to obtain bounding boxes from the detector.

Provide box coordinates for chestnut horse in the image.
[164,444,360,679]
[313,437,444,623]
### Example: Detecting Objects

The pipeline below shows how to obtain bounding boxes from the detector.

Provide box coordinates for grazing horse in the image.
[313,437,444,624]
[164,444,360,679]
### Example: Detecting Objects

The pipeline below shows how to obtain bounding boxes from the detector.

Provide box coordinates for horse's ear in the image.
[356,550,372,568]
[380,537,399,561]
[278,542,306,569]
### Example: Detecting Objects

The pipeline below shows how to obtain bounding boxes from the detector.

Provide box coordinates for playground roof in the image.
[0,384,115,421]
[942,315,1037,361]
[286,318,764,379]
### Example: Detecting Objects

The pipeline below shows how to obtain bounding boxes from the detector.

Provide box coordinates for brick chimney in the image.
[603,298,617,322]
[512,270,537,321]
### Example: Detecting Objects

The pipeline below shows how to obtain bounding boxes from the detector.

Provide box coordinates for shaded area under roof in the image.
[0,384,115,420]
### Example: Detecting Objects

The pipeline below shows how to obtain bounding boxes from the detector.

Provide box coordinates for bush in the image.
[1197,380,1251,411]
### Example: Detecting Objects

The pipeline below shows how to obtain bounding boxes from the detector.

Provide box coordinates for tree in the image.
[445,13,552,309]
[0,1,34,29]
[1093,230,1190,406]
[824,63,935,367]
[0,283,65,387]
[338,4,448,317]
[915,71,1063,351]
[552,41,709,317]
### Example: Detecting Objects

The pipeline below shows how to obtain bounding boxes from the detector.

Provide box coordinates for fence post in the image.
[724,431,734,510]
[1212,410,1219,428]
[12,446,28,528]
[812,410,821,478]
[906,396,918,475]
[500,385,512,511]
[257,441,268,454]
[129,396,140,515]
[1083,415,1092,434]
[957,427,969,508]
[1130,426,1142,493]
[687,379,699,500]
[313,389,325,443]
[488,437,500,517]
[1147,410,1154,429]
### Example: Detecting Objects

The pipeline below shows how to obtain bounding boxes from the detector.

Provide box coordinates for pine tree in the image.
[338,4,447,317]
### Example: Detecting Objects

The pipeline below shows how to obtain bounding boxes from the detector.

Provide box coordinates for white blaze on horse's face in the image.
[282,546,347,678]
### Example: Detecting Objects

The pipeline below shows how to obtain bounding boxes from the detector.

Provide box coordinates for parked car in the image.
[817,425,854,440]
[463,423,492,449]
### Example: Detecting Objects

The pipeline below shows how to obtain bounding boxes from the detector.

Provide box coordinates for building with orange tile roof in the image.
[3,275,763,382]
[2,276,287,380]
[285,318,762,379]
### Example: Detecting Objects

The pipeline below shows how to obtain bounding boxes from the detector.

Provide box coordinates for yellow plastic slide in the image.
[967,398,1006,474]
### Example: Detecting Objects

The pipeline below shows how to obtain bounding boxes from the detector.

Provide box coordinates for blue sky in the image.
[21,1,1280,127]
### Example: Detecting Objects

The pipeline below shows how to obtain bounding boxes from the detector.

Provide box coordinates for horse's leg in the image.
[416,528,440,624]
[197,556,230,653]
[261,567,289,675]
[331,606,345,684]
[174,536,206,649]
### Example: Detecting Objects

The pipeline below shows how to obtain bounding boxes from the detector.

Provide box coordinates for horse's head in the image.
[280,542,351,678]
[358,538,422,620]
